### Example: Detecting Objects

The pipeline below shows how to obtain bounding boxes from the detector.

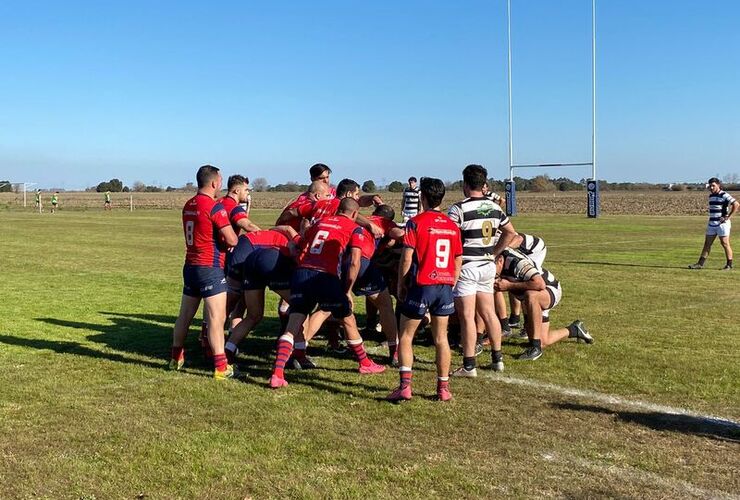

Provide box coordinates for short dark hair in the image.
[373,204,395,220]
[338,197,359,214]
[227,174,247,191]
[336,178,360,198]
[420,177,446,208]
[708,177,721,186]
[196,165,220,188]
[462,164,488,191]
[408,176,417,183]
[309,163,332,180]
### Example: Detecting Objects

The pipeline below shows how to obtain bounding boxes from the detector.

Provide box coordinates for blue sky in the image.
[0,0,738,189]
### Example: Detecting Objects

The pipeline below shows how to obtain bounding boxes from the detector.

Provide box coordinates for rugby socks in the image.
[436,376,449,392]
[463,356,476,371]
[492,350,503,363]
[532,339,542,351]
[171,346,184,361]
[387,340,398,362]
[213,353,228,373]
[273,334,294,379]
[347,338,372,367]
[293,341,308,360]
[698,256,707,266]
[509,314,520,326]
[499,317,512,336]
[727,259,733,268]
[224,341,238,363]
[399,366,412,388]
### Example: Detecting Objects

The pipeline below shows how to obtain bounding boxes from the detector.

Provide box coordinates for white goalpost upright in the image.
[505,0,599,217]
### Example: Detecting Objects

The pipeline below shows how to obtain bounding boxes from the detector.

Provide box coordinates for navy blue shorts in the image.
[226,238,255,282]
[289,268,351,318]
[182,264,227,298]
[343,257,387,297]
[400,284,455,319]
[243,248,294,291]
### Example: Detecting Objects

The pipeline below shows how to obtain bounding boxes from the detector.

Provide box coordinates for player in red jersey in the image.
[222,226,301,362]
[276,181,331,233]
[298,204,405,365]
[288,163,337,206]
[269,198,386,389]
[169,165,240,380]
[387,177,462,402]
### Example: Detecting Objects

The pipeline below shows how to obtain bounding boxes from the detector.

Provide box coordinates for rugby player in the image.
[448,165,516,377]
[269,198,386,389]
[223,226,300,363]
[104,191,111,210]
[387,177,462,402]
[300,204,405,364]
[401,176,422,223]
[688,177,738,270]
[275,180,330,233]
[507,232,547,329]
[169,165,240,379]
[51,192,59,214]
[494,248,593,361]
[289,163,337,204]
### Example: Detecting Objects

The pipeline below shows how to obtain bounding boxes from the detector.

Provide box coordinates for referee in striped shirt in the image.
[689,177,738,270]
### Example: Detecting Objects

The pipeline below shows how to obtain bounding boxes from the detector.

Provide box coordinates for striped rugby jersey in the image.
[708,190,737,226]
[448,196,509,266]
[499,248,560,290]
[402,186,421,215]
[517,233,546,267]
[485,191,503,204]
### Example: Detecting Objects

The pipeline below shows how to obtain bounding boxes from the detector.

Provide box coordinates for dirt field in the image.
[1,189,721,216]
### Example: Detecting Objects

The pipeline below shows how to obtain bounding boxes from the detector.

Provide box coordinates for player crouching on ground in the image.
[169,165,240,379]
[387,177,463,402]
[269,198,386,389]
[494,248,593,361]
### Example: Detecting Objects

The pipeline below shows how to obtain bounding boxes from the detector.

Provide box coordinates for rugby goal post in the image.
[505,0,599,218]
[2,182,38,209]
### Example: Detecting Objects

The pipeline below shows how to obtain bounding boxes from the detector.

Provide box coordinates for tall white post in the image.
[507,0,514,181]
[23,183,27,207]
[130,194,133,212]
[592,0,597,181]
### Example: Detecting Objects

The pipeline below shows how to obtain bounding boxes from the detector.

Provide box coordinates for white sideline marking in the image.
[541,451,740,500]
[483,373,740,431]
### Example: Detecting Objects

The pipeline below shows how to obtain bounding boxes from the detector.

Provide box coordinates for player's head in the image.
[338,197,360,220]
[310,163,332,184]
[707,177,721,194]
[307,180,329,202]
[462,164,488,195]
[419,177,445,210]
[196,165,222,192]
[227,174,250,202]
[408,176,417,188]
[494,254,505,276]
[336,178,360,200]
[373,204,395,221]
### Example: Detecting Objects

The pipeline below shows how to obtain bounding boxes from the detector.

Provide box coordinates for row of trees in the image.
[85,173,739,194]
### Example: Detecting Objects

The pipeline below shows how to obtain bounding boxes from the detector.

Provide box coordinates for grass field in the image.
[0,208,738,499]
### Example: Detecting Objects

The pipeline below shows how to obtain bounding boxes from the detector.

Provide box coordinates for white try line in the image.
[483,373,740,432]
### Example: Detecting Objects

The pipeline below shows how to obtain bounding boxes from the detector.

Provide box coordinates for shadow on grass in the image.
[554,402,740,443]
[552,260,682,270]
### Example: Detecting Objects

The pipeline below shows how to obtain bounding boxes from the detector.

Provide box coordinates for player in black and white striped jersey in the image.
[688,177,738,270]
[507,232,547,330]
[494,248,593,361]
[401,177,422,223]
[448,165,517,376]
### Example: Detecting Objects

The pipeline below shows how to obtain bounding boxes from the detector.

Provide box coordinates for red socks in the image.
[273,335,294,379]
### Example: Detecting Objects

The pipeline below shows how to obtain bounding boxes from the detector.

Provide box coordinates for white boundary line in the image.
[483,373,740,432]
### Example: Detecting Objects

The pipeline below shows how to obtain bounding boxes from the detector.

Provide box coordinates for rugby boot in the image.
[359,360,386,374]
[567,320,594,344]
[269,374,289,389]
[386,385,412,402]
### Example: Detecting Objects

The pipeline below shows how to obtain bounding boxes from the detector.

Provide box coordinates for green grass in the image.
[0,209,738,499]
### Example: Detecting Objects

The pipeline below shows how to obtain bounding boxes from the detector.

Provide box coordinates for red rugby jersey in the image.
[349,215,399,259]
[403,210,462,286]
[182,193,231,268]
[245,229,297,257]
[297,198,340,222]
[289,185,337,206]
[298,214,357,276]
[216,195,248,231]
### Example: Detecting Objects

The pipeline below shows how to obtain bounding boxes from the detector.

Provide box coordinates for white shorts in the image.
[706,221,731,237]
[541,284,562,321]
[453,262,495,298]
[402,210,418,223]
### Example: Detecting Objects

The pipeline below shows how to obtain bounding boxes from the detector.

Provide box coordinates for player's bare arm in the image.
[356,214,384,238]
[219,225,239,247]
[236,217,261,233]
[492,221,517,257]
[397,247,413,300]
[275,207,299,225]
[720,200,739,223]
[495,274,546,293]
